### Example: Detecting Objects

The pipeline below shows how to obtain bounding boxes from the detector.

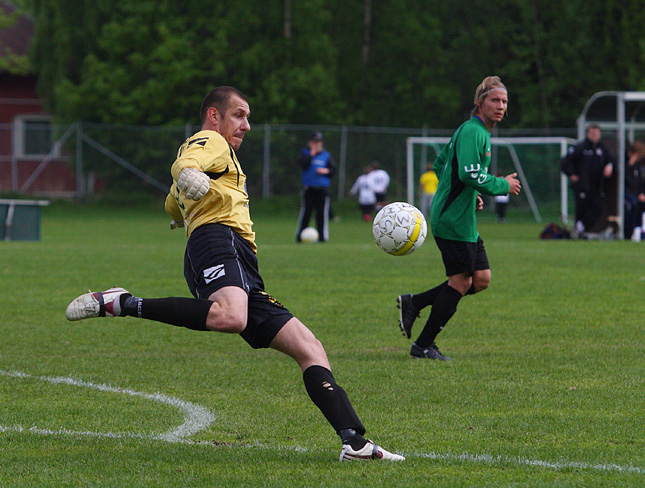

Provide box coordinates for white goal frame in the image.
[406,136,576,223]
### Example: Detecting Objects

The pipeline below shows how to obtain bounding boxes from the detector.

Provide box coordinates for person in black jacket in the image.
[561,125,614,237]
[625,140,645,239]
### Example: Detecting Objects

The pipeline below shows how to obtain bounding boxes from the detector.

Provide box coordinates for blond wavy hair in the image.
[472,76,507,116]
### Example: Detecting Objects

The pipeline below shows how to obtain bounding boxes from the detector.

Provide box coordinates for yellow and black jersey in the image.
[164,130,256,252]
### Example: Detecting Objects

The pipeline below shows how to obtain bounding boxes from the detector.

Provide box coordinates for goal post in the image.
[406,136,576,223]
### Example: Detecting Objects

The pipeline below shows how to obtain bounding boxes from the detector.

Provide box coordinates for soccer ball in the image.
[372,202,427,256]
[300,227,319,243]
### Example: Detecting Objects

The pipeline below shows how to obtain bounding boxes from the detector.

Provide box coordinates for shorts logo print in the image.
[203,264,226,284]
[259,290,285,308]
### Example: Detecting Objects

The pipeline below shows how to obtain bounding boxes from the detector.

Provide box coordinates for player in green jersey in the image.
[397,76,521,360]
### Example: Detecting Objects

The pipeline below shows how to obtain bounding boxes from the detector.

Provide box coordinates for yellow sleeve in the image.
[170,133,229,182]
[171,154,201,182]
[164,184,184,221]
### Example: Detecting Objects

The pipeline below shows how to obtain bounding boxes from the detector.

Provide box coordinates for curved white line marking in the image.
[0,369,215,442]
[1,369,643,475]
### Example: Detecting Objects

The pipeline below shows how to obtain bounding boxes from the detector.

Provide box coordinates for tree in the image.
[0,4,31,75]
[223,0,346,124]
[501,0,645,127]
[27,0,345,125]
[25,0,645,129]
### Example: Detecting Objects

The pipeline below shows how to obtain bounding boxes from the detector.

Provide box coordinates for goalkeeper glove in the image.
[177,168,210,201]
[170,220,184,230]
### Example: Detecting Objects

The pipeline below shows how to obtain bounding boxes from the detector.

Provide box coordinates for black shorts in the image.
[184,223,293,349]
[434,236,490,276]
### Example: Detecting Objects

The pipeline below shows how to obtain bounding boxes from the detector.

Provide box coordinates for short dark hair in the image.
[200,86,248,124]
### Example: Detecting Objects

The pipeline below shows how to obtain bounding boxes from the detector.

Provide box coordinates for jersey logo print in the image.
[465,164,481,178]
[465,164,490,184]
[204,264,225,284]
[188,137,209,147]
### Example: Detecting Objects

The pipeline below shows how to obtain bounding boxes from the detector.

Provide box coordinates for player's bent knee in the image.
[476,279,490,291]
[289,325,326,359]
[298,337,329,369]
[270,318,331,370]
[307,336,326,358]
[449,275,472,295]
[475,282,490,293]
[473,273,491,292]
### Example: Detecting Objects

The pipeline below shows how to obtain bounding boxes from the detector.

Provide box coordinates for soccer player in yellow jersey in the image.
[66,86,404,462]
[418,162,439,218]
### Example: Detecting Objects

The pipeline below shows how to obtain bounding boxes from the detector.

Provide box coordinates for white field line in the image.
[1,369,643,475]
[0,369,215,442]
[408,450,644,475]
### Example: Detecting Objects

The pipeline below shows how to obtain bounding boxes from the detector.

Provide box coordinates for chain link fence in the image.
[2,121,581,216]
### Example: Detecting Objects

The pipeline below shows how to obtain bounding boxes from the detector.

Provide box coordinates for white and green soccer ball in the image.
[300,226,319,243]
[372,202,427,256]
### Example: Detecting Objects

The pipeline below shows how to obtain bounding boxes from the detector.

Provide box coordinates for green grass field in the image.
[1,201,644,487]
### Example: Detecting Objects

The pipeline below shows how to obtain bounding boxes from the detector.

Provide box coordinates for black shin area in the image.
[411,280,448,309]
[415,285,463,348]
[303,365,366,439]
[121,296,212,331]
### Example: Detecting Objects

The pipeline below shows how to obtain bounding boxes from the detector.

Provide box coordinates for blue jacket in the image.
[299,148,335,188]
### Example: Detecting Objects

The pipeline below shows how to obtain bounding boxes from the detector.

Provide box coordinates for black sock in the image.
[415,285,463,348]
[303,365,366,439]
[120,296,212,331]
[339,428,368,450]
[411,281,448,310]
[465,284,476,295]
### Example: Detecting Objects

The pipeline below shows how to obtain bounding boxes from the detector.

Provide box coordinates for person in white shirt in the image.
[350,166,377,221]
[367,161,390,211]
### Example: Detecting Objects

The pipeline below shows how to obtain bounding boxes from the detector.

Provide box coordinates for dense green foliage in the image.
[25,0,645,129]
[0,5,30,74]
[0,202,644,486]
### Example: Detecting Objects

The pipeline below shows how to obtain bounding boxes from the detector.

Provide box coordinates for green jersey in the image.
[430,116,510,242]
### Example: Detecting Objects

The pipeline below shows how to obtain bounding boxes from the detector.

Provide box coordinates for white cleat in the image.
[339,440,405,462]
[65,287,130,321]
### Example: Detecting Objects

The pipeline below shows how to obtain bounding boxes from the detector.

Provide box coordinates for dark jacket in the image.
[561,138,614,195]
[625,156,645,197]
